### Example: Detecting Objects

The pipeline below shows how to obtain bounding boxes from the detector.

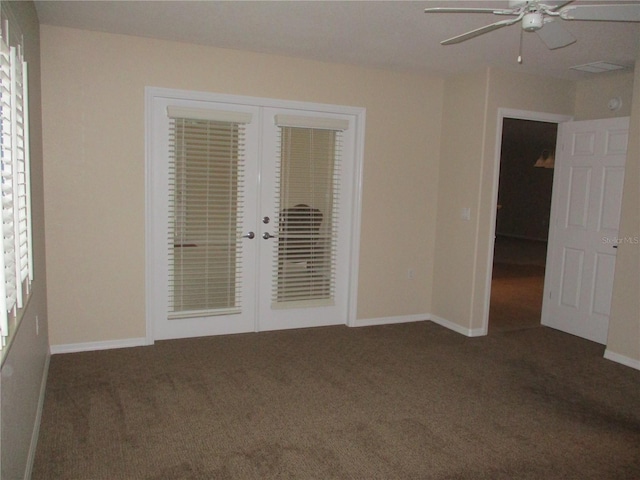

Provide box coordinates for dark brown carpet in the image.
[33,322,640,479]
[490,236,548,333]
[490,262,545,333]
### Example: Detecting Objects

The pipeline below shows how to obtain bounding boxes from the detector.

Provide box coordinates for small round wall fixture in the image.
[608,97,622,112]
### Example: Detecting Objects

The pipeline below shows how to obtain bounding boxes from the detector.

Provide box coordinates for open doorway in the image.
[489,117,558,333]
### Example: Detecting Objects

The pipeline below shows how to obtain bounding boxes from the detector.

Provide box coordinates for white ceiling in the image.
[34,1,640,81]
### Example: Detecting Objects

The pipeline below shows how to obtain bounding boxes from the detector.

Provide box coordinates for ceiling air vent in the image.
[570,61,629,73]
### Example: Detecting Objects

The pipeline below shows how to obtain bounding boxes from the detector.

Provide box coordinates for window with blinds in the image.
[0,10,33,349]
[167,107,250,319]
[272,116,346,307]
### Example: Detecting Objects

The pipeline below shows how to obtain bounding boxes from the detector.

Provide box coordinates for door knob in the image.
[262,232,274,240]
[263,216,270,224]
[242,231,255,239]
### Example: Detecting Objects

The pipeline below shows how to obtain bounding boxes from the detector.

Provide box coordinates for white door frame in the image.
[144,87,366,344]
[480,108,573,335]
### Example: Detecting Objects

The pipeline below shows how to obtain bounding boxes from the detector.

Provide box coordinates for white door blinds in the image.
[167,107,251,319]
[272,115,347,306]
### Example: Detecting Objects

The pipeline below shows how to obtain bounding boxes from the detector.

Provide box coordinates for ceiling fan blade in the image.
[545,1,574,12]
[424,7,515,15]
[441,17,521,45]
[559,4,640,22]
[536,19,576,50]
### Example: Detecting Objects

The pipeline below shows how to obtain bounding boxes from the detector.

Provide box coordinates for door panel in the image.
[567,166,590,228]
[560,247,583,309]
[542,117,628,344]
[600,167,625,230]
[591,252,615,316]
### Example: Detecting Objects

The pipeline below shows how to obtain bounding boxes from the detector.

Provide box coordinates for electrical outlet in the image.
[407,268,415,280]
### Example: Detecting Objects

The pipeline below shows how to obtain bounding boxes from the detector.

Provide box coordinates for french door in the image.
[146,89,363,341]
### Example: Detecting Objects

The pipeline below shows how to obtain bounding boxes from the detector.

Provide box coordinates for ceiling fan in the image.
[424,1,640,55]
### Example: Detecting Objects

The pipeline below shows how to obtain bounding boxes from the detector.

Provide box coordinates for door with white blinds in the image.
[257,110,353,331]
[148,99,260,340]
[147,91,362,341]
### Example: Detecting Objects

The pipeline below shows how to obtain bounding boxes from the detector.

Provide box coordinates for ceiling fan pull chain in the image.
[517,26,524,64]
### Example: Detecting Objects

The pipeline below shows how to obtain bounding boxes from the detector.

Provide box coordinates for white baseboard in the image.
[49,316,488,354]
[24,352,50,480]
[351,314,429,328]
[50,337,150,355]
[604,349,640,371]
[351,313,487,338]
[430,314,486,337]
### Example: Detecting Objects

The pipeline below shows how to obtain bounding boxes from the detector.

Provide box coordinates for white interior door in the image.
[146,90,362,341]
[542,117,629,344]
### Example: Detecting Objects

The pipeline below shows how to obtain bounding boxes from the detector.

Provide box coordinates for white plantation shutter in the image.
[167,107,251,319]
[0,26,13,344]
[13,50,31,301]
[0,10,32,348]
[272,116,346,306]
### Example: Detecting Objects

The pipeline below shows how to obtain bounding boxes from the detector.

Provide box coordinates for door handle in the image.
[262,232,275,240]
[242,231,255,239]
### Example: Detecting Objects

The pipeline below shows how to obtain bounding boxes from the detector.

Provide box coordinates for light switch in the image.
[461,207,471,221]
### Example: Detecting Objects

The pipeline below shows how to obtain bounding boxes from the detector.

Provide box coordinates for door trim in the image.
[480,108,573,336]
[144,87,365,344]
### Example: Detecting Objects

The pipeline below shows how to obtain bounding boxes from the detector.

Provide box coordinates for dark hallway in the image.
[489,117,557,333]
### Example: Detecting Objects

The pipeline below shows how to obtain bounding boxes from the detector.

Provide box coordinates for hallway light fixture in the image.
[534,149,554,168]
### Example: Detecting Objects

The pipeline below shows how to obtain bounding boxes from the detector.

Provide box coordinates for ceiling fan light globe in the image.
[522,12,544,31]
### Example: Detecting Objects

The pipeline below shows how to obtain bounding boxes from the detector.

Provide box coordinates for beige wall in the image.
[432,70,490,328]
[574,71,635,120]
[1,2,49,479]
[607,54,640,365]
[41,25,444,345]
